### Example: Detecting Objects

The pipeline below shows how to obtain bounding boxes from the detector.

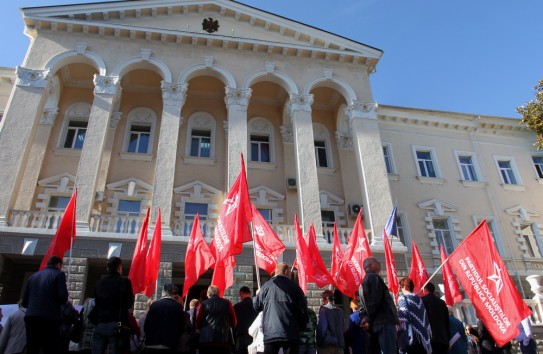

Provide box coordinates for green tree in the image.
[517,79,543,150]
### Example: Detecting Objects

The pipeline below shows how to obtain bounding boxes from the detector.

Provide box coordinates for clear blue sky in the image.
[1,0,542,118]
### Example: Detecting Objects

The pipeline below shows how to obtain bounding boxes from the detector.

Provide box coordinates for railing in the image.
[172,220,216,239]
[9,210,63,229]
[90,214,145,234]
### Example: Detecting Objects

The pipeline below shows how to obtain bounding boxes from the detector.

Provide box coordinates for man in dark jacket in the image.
[196,285,237,354]
[361,257,398,354]
[254,262,309,354]
[144,283,186,354]
[92,256,134,354]
[233,286,257,354]
[22,255,69,354]
[316,290,345,354]
[421,282,450,353]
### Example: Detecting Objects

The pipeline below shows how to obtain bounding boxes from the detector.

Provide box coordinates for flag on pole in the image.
[143,209,162,298]
[128,208,150,295]
[251,204,285,275]
[384,204,398,238]
[182,214,215,298]
[383,229,399,298]
[331,224,343,280]
[343,211,371,280]
[211,256,236,296]
[306,224,334,288]
[409,241,430,294]
[40,189,77,270]
[293,215,309,294]
[440,244,463,306]
[332,224,361,298]
[448,221,531,347]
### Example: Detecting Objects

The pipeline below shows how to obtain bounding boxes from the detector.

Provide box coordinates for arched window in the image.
[123,107,157,155]
[58,102,91,149]
[248,117,275,164]
[185,112,216,161]
[313,123,333,169]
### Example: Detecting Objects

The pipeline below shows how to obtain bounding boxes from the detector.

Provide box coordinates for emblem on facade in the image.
[202,17,220,33]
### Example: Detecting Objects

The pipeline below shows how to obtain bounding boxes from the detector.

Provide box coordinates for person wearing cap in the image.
[316,290,345,354]
[144,283,187,354]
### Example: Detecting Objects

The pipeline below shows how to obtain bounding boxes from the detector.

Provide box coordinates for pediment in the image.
[106,177,152,196]
[319,190,344,208]
[249,185,285,205]
[505,205,540,221]
[22,0,381,66]
[174,180,222,198]
[418,199,457,216]
[37,173,76,192]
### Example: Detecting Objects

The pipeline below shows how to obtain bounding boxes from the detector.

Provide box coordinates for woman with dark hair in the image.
[397,277,432,354]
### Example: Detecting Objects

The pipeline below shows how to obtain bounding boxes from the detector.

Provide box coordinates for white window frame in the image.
[248,117,275,165]
[412,145,441,178]
[493,155,522,185]
[313,123,333,170]
[184,112,216,162]
[453,150,482,182]
[57,102,91,150]
[520,223,543,258]
[473,217,506,256]
[382,143,396,174]
[531,155,543,179]
[396,212,411,248]
[122,107,156,156]
[47,195,71,213]
[432,217,455,254]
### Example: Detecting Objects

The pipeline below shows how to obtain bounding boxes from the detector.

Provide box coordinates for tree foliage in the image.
[517,80,543,150]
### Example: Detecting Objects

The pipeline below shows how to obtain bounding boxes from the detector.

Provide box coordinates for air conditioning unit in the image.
[286,177,297,190]
[349,203,363,217]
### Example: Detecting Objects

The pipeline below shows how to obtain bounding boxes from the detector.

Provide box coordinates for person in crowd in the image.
[447,306,468,354]
[196,285,237,354]
[60,300,79,354]
[254,262,309,354]
[300,304,318,354]
[234,286,258,354]
[316,290,345,354]
[421,282,450,353]
[22,255,69,354]
[397,277,432,354]
[465,325,480,354]
[92,256,134,354]
[188,299,200,327]
[0,300,26,354]
[360,257,398,354]
[144,283,186,354]
[248,312,264,354]
[347,298,365,354]
[124,308,140,354]
[138,298,153,340]
[516,317,537,354]
[471,318,512,354]
[0,308,3,334]
[78,298,96,354]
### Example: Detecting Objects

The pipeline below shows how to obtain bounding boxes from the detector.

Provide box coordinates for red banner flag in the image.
[251,204,285,275]
[331,224,343,280]
[343,211,371,280]
[40,189,77,270]
[383,230,399,298]
[440,244,463,306]
[332,224,361,298]
[306,225,334,288]
[211,155,253,261]
[293,215,309,294]
[448,221,531,346]
[128,208,149,295]
[183,214,216,298]
[409,241,430,294]
[143,209,162,298]
[211,255,236,296]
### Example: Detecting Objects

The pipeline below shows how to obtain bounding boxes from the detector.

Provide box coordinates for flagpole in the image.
[419,255,451,292]
[250,222,262,289]
[67,235,73,285]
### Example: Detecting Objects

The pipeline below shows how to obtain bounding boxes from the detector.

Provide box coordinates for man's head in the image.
[207,285,219,298]
[350,298,359,312]
[423,282,436,295]
[239,286,251,299]
[275,262,291,278]
[363,257,381,274]
[189,299,200,309]
[321,290,334,305]
[47,256,63,270]
[163,283,179,297]
[107,256,123,274]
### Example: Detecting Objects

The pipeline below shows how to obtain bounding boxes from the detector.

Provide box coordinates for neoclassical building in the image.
[0,0,542,314]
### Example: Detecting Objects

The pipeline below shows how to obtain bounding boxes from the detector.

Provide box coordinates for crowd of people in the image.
[0,255,538,354]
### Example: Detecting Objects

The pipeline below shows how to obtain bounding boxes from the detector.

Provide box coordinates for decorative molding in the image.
[287,93,313,117]
[265,61,275,73]
[224,87,252,107]
[280,126,293,144]
[93,75,121,95]
[140,48,152,61]
[161,81,188,106]
[75,42,87,55]
[203,56,214,68]
[15,67,50,88]
[323,68,333,79]
[66,102,91,119]
[344,100,378,126]
[40,107,59,125]
[110,111,122,129]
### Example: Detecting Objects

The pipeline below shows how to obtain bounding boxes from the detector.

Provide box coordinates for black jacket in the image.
[22,265,69,321]
[254,275,308,344]
[421,293,451,347]
[93,271,134,324]
[361,271,398,326]
[233,297,257,337]
[197,295,236,345]
[144,297,186,350]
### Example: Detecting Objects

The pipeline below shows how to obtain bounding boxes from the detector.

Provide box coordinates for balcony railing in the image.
[9,210,63,229]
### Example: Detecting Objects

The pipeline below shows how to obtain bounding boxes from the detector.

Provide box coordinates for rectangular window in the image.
[185,202,208,221]
[486,220,505,256]
[459,155,478,181]
[321,210,335,228]
[190,130,211,158]
[64,121,87,149]
[250,135,270,162]
[533,156,543,179]
[383,145,394,174]
[433,219,454,254]
[497,160,517,184]
[127,124,151,153]
[118,200,141,216]
[315,140,328,168]
[416,150,436,177]
[116,200,141,233]
[48,196,70,212]
[257,208,272,223]
[396,216,407,246]
[522,224,542,258]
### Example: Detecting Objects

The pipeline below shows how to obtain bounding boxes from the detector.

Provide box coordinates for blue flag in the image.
[384,204,397,237]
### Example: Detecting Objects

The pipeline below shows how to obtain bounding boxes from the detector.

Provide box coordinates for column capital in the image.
[224,87,252,108]
[280,125,294,144]
[287,93,314,118]
[15,66,50,88]
[40,107,59,125]
[161,81,188,106]
[344,100,378,123]
[110,111,123,128]
[93,75,121,95]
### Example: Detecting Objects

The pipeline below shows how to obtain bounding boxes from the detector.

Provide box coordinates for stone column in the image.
[0,67,50,226]
[75,75,121,230]
[63,257,88,305]
[345,100,393,244]
[288,93,323,236]
[151,82,187,235]
[224,87,252,189]
[14,107,59,210]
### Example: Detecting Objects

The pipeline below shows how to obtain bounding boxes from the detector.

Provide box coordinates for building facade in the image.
[0,0,542,313]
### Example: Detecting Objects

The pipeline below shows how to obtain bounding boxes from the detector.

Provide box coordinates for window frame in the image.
[382,143,396,174]
[412,145,441,178]
[432,218,455,254]
[123,107,157,155]
[57,103,91,150]
[313,123,333,170]
[190,129,212,158]
[493,155,522,185]
[532,155,543,179]
[248,117,275,165]
[454,150,481,182]
[184,112,216,161]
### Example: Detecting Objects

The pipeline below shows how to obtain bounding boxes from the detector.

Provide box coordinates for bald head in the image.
[363,257,381,274]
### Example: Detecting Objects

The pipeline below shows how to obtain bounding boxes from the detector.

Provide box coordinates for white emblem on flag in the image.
[487,262,503,295]
[225,195,239,216]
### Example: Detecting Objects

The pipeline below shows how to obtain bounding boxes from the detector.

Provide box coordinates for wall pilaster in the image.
[225,87,251,189]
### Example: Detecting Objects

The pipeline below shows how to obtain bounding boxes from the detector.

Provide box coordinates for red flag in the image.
[182,214,216,298]
[293,215,309,294]
[211,256,236,296]
[251,204,285,275]
[383,230,399,298]
[128,208,149,295]
[343,211,371,280]
[210,155,253,261]
[440,244,463,306]
[40,189,77,270]
[448,221,531,346]
[143,209,162,298]
[409,241,430,294]
[332,224,361,298]
[305,225,334,288]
